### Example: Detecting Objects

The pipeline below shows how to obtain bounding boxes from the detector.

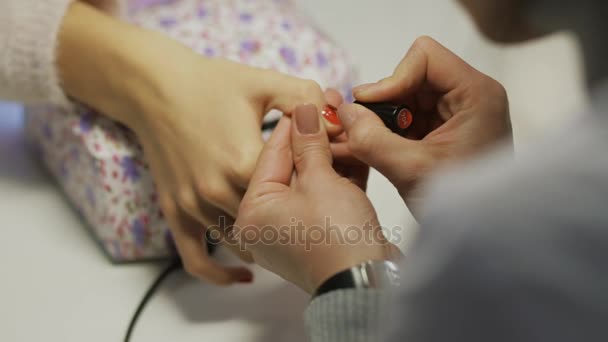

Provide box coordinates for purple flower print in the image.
[280,46,297,67]
[132,218,147,247]
[197,7,208,18]
[316,51,328,68]
[159,17,178,28]
[203,47,215,57]
[281,21,291,31]
[42,123,53,140]
[79,112,94,133]
[164,229,177,252]
[344,86,355,103]
[60,161,69,179]
[128,0,178,14]
[121,156,141,182]
[240,39,260,54]
[110,240,122,259]
[86,186,96,207]
[239,13,253,22]
[70,147,80,162]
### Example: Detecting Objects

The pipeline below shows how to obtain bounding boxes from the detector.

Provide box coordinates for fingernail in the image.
[238,273,254,283]
[295,104,320,135]
[322,105,341,125]
[352,83,376,95]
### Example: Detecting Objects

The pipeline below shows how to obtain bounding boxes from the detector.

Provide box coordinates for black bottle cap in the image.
[354,101,413,136]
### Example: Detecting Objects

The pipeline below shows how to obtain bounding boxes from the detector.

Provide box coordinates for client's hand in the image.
[232,105,398,294]
[335,37,512,217]
[57,2,338,284]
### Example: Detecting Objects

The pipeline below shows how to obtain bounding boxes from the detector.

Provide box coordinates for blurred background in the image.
[0,0,590,341]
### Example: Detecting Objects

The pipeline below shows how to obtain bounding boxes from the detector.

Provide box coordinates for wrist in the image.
[56,2,168,127]
[307,238,401,295]
[312,260,401,299]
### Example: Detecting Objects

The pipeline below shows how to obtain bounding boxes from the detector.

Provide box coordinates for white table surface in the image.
[0,1,586,341]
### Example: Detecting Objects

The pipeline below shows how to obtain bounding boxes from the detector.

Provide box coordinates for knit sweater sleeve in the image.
[304,289,391,342]
[0,0,119,106]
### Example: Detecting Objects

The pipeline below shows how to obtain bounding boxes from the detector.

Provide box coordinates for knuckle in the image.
[183,260,214,281]
[183,259,203,278]
[412,35,436,49]
[490,78,508,99]
[231,152,258,184]
[177,188,199,214]
[196,179,227,206]
[299,79,324,101]
[158,193,177,217]
[293,141,331,166]
[348,122,378,158]
[236,201,253,220]
[476,75,509,110]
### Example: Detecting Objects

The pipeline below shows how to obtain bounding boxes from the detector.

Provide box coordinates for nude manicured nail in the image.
[295,104,320,135]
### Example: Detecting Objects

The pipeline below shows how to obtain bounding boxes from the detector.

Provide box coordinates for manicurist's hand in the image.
[57,2,335,284]
[335,37,512,217]
[232,104,399,294]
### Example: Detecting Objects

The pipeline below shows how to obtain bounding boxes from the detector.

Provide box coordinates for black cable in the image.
[124,235,218,342]
[123,119,274,341]
[124,258,182,342]
[262,118,280,131]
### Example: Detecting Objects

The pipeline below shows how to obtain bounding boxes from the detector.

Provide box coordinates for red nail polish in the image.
[238,274,254,283]
[354,101,414,136]
[322,105,341,125]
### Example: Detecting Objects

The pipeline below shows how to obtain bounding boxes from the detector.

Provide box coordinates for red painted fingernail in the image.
[238,273,254,283]
[322,105,341,125]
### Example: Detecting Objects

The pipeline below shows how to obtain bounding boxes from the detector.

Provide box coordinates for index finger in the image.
[166,209,252,285]
[353,36,477,103]
[249,116,293,186]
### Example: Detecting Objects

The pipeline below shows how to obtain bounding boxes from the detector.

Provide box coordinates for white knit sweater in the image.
[0,0,119,107]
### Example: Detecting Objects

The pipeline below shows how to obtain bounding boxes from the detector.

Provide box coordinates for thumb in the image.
[256,72,343,137]
[258,72,326,114]
[338,103,426,183]
[291,104,335,180]
[352,37,474,103]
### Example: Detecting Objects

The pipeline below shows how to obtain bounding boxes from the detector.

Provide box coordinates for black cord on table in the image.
[124,258,183,342]
[123,120,276,341]
[262,119,280,131]
[124,234,219,342]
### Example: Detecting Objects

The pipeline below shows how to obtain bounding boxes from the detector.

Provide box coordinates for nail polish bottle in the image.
[354,101,413,137]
